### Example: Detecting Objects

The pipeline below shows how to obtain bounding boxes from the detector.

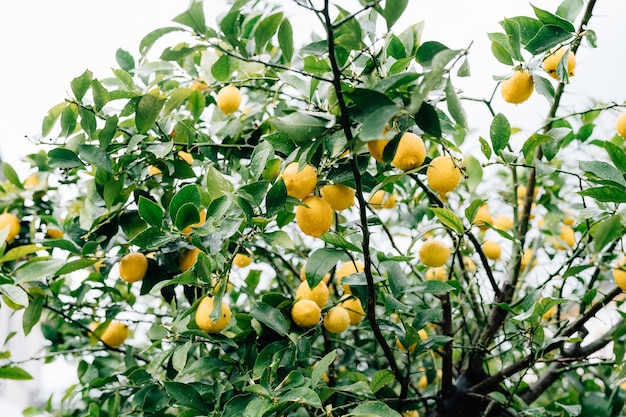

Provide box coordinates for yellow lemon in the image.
[179,247,201,272]
[543,47,576,81]
[396,329,427,354]
[181,209,207,234]
[148,165,162,176]
[520,249,537,270]
[368,190,386,209]
[617,111,626,139]
[216,84,242,114]
[291,299,321,328]
[613,256,626,291]
[419,240,450,267]
[195,296,232,334]
[0,212,20,242]
[463,256,477,272]
[191,78,209,91]
[473,204,492,230]
[233,253,252,268]
[178,150,194,164]
[494,215,514,231]
[90,321,129,348]
[552,225,575,250]
[281,162,318,200]
[336,261,364,293]
[295,196,333,237]
[367,139,390,162]
[426,156,462,194]
[24,174,43,189]
[323,305,351,334]
[426,267,446,281]
[403,410,420,417]
[391,132,426,171]
[295,280,330,308]
[339,296,365,324]
[383,193,398,209]
[501,70,534,104]
[482,240,501,261]
[119,252,148,283]
[320,184,355,211]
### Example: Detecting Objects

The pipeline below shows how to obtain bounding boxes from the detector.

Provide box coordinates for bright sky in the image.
[0,0,625,414]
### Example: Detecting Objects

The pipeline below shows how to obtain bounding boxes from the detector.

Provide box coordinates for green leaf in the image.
[115,48,135,71]
[91,79,110,112]
[383,0,408,30]
[532,5,575,32]
[0,365,33,380]
[278,19,294,63]
[14,259,66,284]
[255,12,283,54]
[211,54,237,81]
[2,163,21,188]
[604,141,626,174]
[260,231,294,250]
[351,401,402,417]
[479,137,492,159]
[188,90,206,121]
[415,41,449,65]
[370,369,395,393]
[41,102,66,136]
[490,113,510,154]
[270,112,328,144]
[430,207,464,234]
[78,144,114,173]
[414,102,441,137]
[383,260,409,297]
[60,103,78,137]
[311,350,336,388]
[173,1,206,35]
[280,387,322,408]
[250,302,288,336]
[174,203,201,231]
[359,105,399,142]
[407,281,455,294]
[490,39,513,65]
[580,160,626,188]
[78,107,96,138]
[138,197,164,227]
[319,233,362,253]
[589,215,622,253]
[163,88,192,117]
[169,184,201,221]
[464,199,487,224]
[56,258,98,276]
[164,381,211,414]
[0,245,45,263]
[306,248,349,289]
[139,27,184,56]
[525,25,573,55]
[131,227,176,250]
[265,179,287,218]
[23,294,44,336]
[206,166,234,199]
[445,79,467,129]
[71,70,93,101]
[136,93,166,134]
[0,284,29,307]
[249,141,274,180]
[410,49,458,113]
[99,115,118,149]
[556,0,584,22]
[579,186,626,203]
[522,133,553,164]
[502,18,523,61]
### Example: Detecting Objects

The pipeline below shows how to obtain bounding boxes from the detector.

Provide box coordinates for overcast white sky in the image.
[0,0,625,414]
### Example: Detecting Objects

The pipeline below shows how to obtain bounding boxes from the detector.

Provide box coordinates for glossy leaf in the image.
[173,1,206,35]
[490,113,510,155]
[71,69,93,101]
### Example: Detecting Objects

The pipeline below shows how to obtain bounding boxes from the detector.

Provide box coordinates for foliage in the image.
[1,0,626,416]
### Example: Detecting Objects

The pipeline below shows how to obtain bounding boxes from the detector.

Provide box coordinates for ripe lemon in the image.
[396,329,427,353]
[552,225,575,250]
[24,174,43,189]
[367,139,390,162]
[402,410,420,417]
[419,240,450,267]
[368,190,386,209]
[90,321,129,348]
[295,280,330,308]
[392,132,426,171]
[339,296,365,324]
[426,156,462,194]
[179,247,201,272]
[323,305,351,334]
[482,240,501,261]
[617,111,626,139]
[520,249,537,270]
[543,47,576,81]
[0,212,20,242]
[178,150,194,164]
[383,193,398,209]
[613,256,626,291]
[494,215,514,231]
[181,209,207,234]
[473,204,492,230]
[233,253,252,268]
[500,70,534,104]
[291,299,321,328]
[281,162,318,200]
[45,227,64,239]
[426,267,446,281]
[336,261,364,293]
[320,184,355,211]
[299,264,331,284]
[516,185,539,202]
[195,296,232,334]
[191,78,209,91]
[295,196,333,237]
[148,165,162,176]
[216,84,242,114]
[463,256,477,272]
[119,252,148,283]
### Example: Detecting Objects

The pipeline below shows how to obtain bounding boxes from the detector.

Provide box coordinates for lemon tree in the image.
[1,1,626,417]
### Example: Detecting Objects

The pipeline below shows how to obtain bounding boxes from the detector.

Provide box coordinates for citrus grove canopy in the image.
[1,0,626,416]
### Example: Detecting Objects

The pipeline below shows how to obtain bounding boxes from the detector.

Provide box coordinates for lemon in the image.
[148,165,162,176]
[296,196,333,237]
[299,264,331,284]
[541,305,557,321]
[426,267,446,281]
[295,280,329,308]
[336,261,364,293]
[368,190,386,209]
[179,247,201,272]
[520,249,537,270]
[291,299,321,328]
[552,225,575,250]
[500,70,534,104]
[323,305,351,334]
[0,212,20,242]
[463,256,477,272]
[396,329,427,353]
[426,156,462,194]
[383,193,398,209]
[516,185,539,201]
[216,84,241,114]
[320,184,355,211]
[339,296,365,324]
[543,47,576,81]
[392,132,426,171]
[24,174,43,189]
[195,296,232,334]
[617,111,626,139]
[281,162,318,200]
[482,240,501,261]
[90,321,129,348]
[45,227,64,239]
[191,78,209,91]
[181,209,207,234]
[178,150,194,164]
[473,204,492,230]
[494,215,514,231]
[419,240,450,267]
[613,256,626,291]
[367,139,390,162]
[233,253,252,268]
[119,252,148,283]
[402,410,420,417]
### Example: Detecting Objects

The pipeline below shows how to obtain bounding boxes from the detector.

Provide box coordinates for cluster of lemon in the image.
[500,46,576,104]
[290,261,365,333]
